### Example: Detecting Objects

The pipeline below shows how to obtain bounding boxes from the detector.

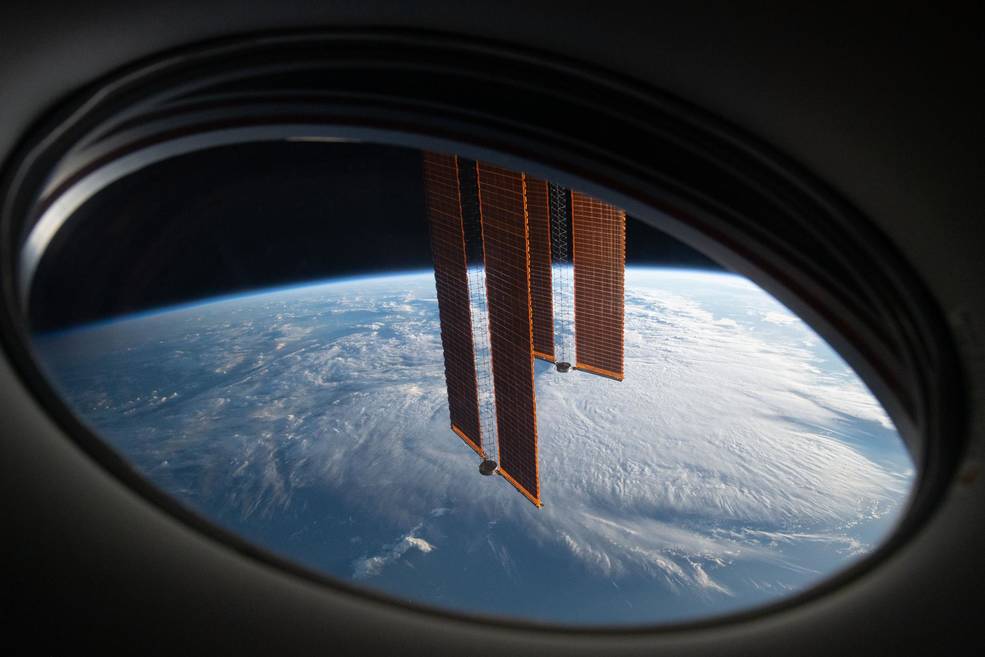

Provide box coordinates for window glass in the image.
[28,142,914,626]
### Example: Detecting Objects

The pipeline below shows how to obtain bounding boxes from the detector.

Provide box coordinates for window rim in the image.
[0,29,964,634]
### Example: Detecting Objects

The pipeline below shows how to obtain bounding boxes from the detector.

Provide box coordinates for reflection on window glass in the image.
[28,142,913,626]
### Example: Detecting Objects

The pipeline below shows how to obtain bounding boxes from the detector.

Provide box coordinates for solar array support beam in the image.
[524,176,555,362]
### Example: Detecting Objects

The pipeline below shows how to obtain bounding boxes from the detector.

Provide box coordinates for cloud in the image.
[298,273,906,592]
[762,310,799,325]
[352,523,436,579]
[45,270,913,603]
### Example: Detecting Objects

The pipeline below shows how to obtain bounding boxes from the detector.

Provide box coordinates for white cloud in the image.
[352,523,436,579]
[50,270,913,602]
[763,310,799,325]
[298,274,907,592]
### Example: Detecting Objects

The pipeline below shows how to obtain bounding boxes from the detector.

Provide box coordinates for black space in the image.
[29,141,720,332]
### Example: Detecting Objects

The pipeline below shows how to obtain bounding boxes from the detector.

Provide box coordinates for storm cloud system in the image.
[35,268,911,625]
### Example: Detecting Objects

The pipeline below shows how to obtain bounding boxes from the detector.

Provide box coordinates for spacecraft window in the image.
[0,32,958,633]
[17,140,916,628]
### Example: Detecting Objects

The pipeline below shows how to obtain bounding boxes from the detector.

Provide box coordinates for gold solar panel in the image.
[476,162,542,507]
[422,152,483,455]
[571,191,626,381]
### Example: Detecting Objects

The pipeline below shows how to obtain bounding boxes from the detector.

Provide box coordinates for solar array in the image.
[422,152,484,456]
[423,154,625,506]
[572,191,626,380]
[475,163,541,506]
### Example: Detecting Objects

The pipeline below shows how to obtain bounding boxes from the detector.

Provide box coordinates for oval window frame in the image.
[0,30,964,633]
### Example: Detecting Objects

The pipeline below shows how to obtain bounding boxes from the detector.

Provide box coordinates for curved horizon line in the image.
[36,266,739,336]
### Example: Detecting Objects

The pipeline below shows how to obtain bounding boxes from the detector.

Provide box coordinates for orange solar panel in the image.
[476,162,542,507]
[422,152,483,455]
[571,191,626,381]
[525,176,555,361]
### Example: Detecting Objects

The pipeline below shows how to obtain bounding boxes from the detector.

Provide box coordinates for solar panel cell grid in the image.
[422,152,483,453]
[571,191,626,381]
[476,163,541,506]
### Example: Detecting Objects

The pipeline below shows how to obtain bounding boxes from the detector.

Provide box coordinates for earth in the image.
[34,268,913,626]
